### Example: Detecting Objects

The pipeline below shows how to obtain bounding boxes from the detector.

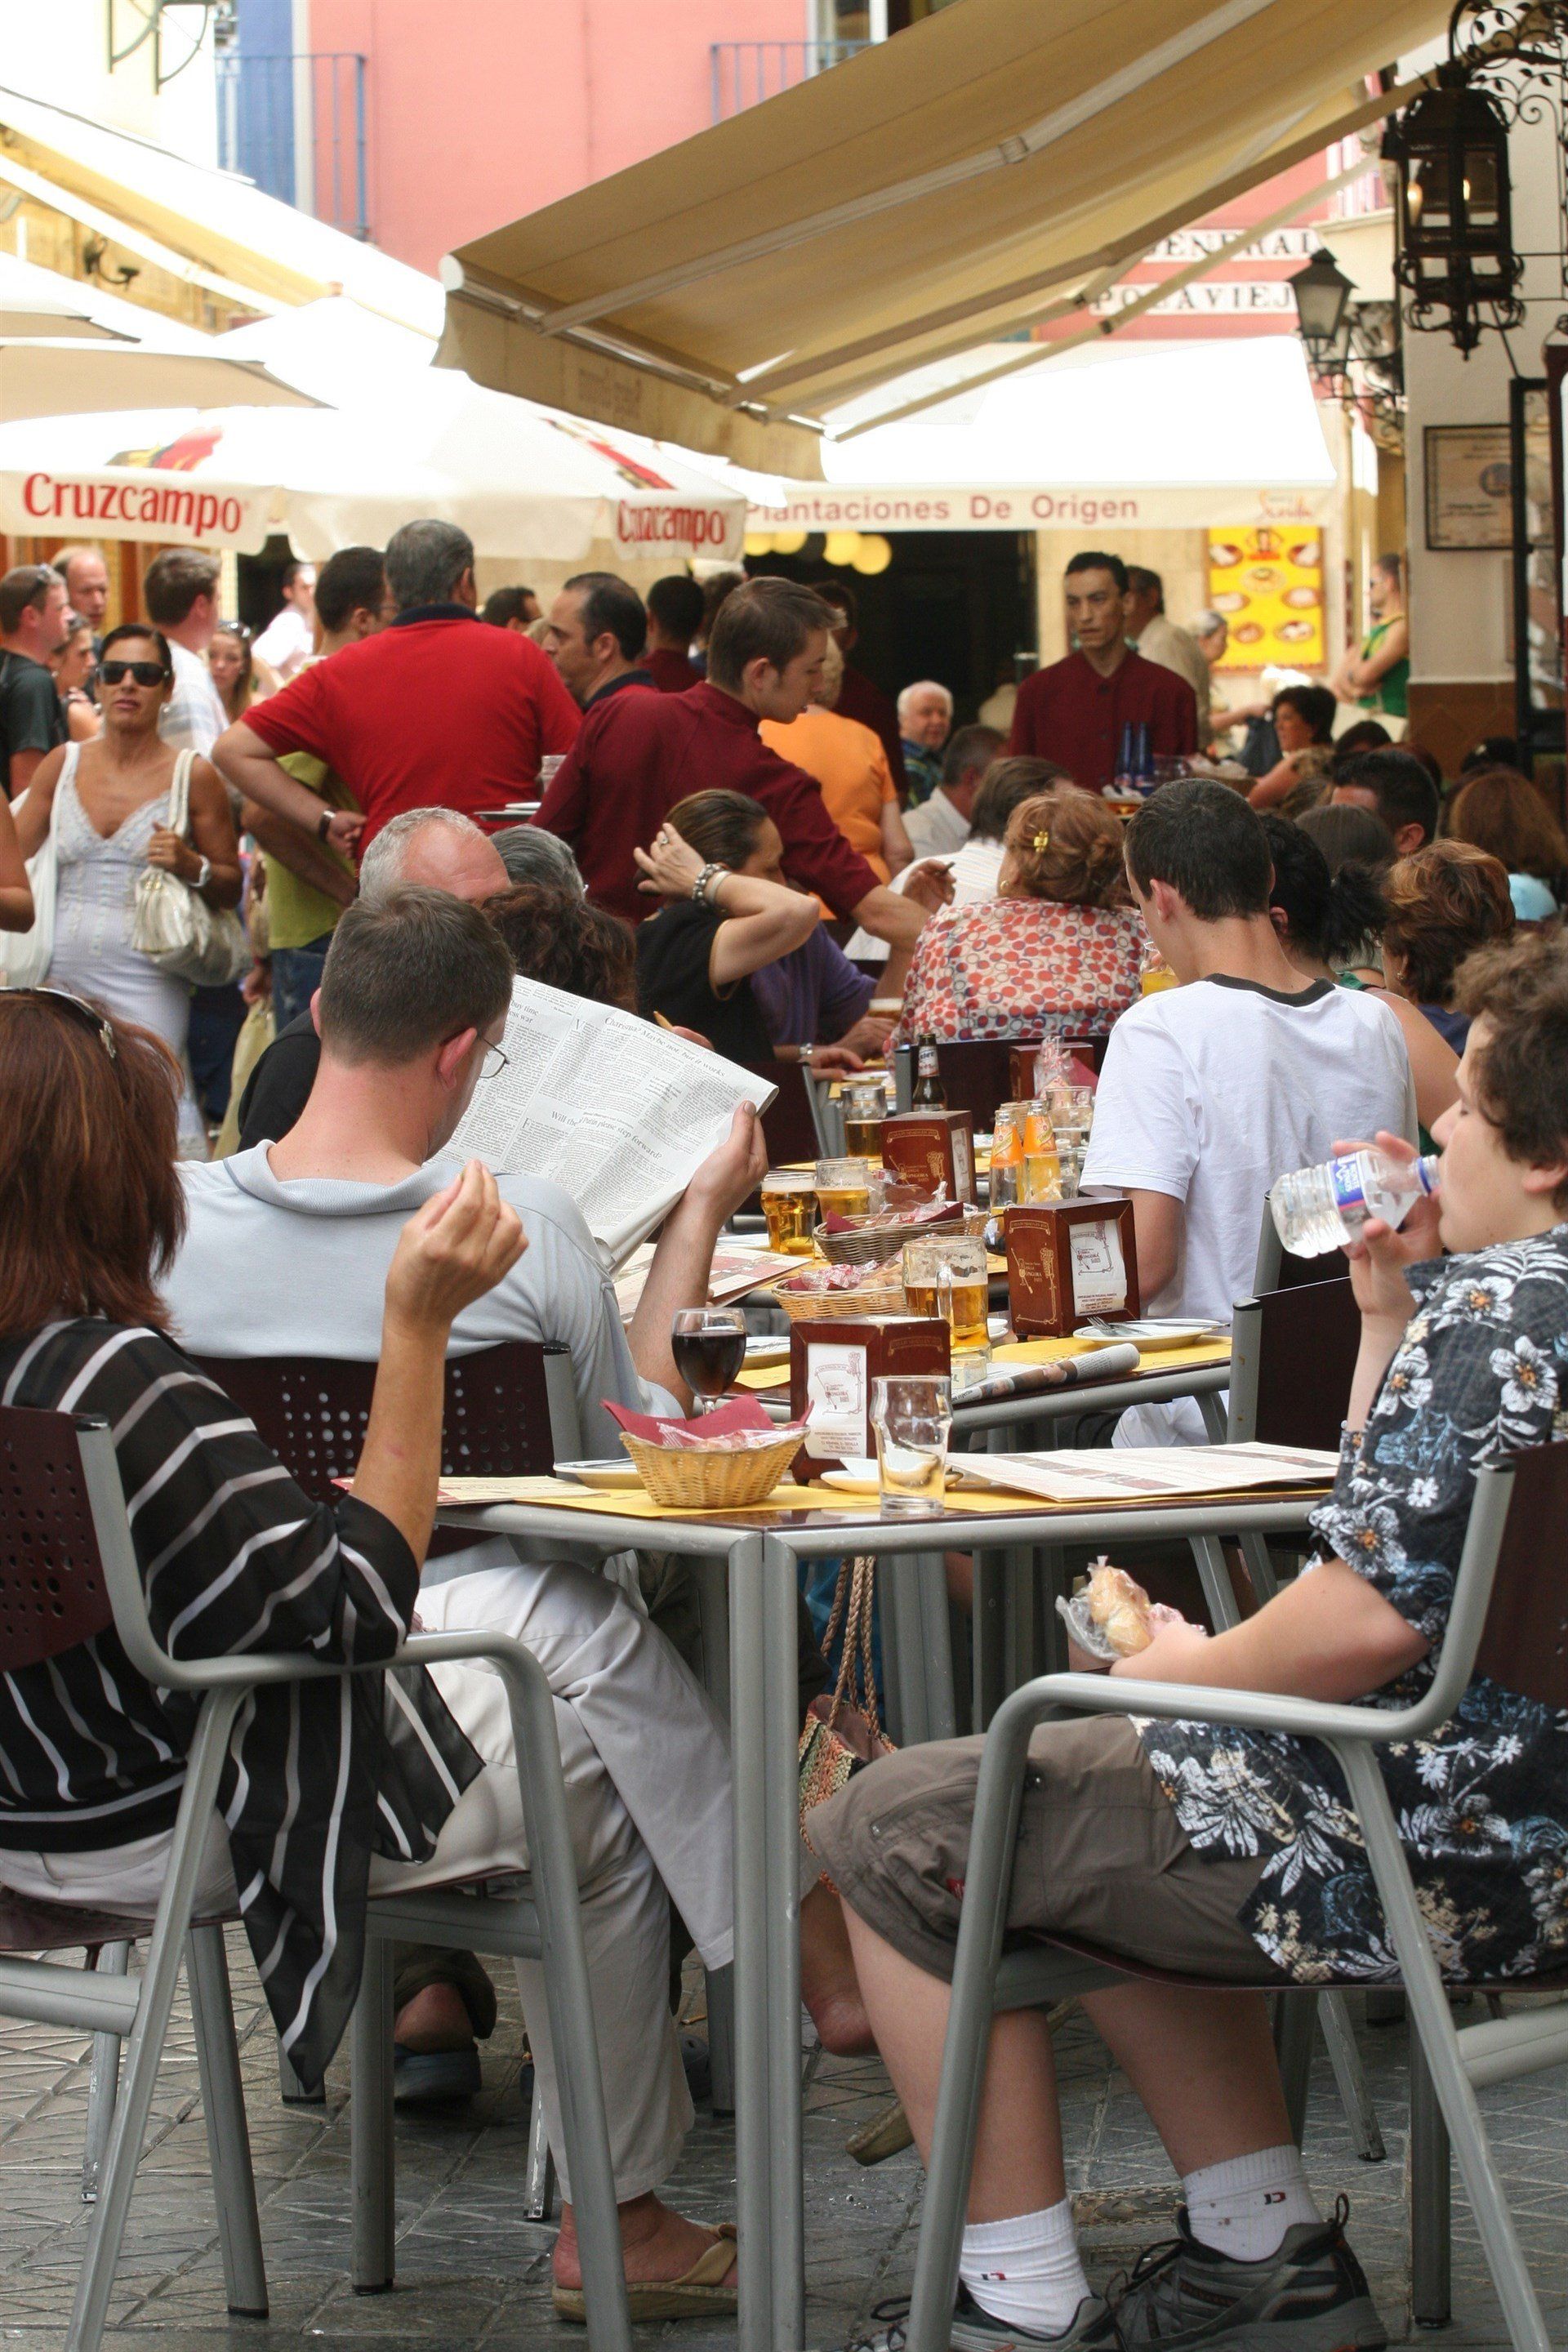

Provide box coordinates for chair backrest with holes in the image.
[0,1406,114,1670]
[1473,1437,1568,1708]
[191,1341,557,1504]
[742,1062,820,1169]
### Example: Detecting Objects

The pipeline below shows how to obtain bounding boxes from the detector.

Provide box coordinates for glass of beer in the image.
[761,1170,818,1255]
[901,1235,990,1349]
[1022,1101,1061,1203]
[814,1157,880,1222]
[840,1080,886,1161]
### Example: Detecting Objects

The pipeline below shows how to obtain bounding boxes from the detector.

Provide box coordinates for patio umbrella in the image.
[0,339,320,422]
[0,253,131,341]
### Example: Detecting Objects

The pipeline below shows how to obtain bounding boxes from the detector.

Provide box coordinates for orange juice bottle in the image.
[1022,1101,1061,1202]
[989,1104,1024,1209]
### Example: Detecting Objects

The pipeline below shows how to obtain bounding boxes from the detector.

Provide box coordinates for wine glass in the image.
[670,1307,747,1415]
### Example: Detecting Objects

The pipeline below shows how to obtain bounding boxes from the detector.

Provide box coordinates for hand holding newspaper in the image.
[450,977,778,1269]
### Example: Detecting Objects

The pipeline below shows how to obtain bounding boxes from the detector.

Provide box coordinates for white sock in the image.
[960,2199,1092,2338]
[1183,2143,1321,2263]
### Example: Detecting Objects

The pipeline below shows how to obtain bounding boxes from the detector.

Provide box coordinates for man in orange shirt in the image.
[760,638,914,884]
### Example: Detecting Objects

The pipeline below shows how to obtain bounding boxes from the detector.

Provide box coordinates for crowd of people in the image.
[0,523,1566,2349]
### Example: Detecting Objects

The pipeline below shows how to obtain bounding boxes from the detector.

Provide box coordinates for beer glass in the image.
[871,1375,953,1517]
[901,1235,989,1348]
[761,1169,817,1255]
[814,1157,880,1222]
[840,1079,887,1161]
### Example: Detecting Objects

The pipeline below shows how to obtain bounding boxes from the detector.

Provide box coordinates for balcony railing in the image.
[710,39,870,122]
[216,51,369,240]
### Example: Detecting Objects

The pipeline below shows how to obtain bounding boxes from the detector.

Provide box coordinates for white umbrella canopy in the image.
[0,340,323,421]
[0,370,746,562]
[0,256,129,341]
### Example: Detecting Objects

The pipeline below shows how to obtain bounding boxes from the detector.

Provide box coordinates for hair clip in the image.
[1031,831,1051,853]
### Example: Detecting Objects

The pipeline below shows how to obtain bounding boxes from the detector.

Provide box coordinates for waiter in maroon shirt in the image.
[535,576,946,954]
[644,574,702,694]
[1009,550,1197,789]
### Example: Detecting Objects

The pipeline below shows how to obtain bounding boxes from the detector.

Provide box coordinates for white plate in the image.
[1077,1318,1223,1352]
[743,1334,791,1365]
[820,1459,881,1494]
[553,1459,644,1490]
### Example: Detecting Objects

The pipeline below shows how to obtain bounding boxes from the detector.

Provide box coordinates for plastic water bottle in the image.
[1270,1150,1440,1257]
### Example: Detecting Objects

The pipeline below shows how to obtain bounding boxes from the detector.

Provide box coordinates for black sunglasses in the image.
[99,658,171,688]
[9,987,117,1059]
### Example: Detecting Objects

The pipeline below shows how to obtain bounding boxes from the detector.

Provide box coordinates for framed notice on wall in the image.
[1206,524,1324,671]
[1423,424,1513,550]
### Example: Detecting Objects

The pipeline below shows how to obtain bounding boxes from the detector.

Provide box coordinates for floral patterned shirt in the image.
[1142,1227,1568,1983]
[891,898,1147,1047]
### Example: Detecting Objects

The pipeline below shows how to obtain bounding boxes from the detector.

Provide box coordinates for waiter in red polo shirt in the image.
[1009,550,1197,790]
[213,519,580,857]
[535,576,946,954]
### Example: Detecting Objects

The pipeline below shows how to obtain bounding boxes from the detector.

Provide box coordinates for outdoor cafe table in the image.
[434,1462,1328,2352]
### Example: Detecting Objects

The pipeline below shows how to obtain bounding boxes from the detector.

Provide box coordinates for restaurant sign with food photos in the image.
[1206,525,1324,670]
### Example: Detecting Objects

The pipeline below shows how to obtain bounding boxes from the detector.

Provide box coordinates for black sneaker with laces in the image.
[853,2283,1123,2351]
[1111,2200,1386,2349]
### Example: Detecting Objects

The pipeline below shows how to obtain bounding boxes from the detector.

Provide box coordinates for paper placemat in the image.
[736,1332,1229,1396]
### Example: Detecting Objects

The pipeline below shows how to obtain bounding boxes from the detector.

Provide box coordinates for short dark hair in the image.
[385,519,474,612]
[1258,812,1387,966]
[706,577,833,693]
[314,545,385,635]
[1065,550,1129,594]
[647,574,705,643]
[1330,719,1393,763]
[318,888,514,1066]
[482,586,534,628]
[0,564,64,633]
[813,577,857,627]
[142,548,220,626]
[970,755,1071,843]
[1335,749,1440,847]
[1382,840,1514,1005]
[1125,565,1164,606]
[1273,683,1338,744]
[484,884,636,1013]
[564,571,646,664]
[1125,777,1272,919]
[1297,800,1396,875]
[1454,932,1568,1205]
[942,724,1004,790]
[282,559,311,590]
[665,789,771,870]
[98,621,174,676]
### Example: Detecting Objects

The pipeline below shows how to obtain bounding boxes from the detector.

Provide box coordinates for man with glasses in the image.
[0,564,69,800]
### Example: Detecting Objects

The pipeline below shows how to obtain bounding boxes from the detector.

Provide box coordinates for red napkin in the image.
[604,1396,777,1445]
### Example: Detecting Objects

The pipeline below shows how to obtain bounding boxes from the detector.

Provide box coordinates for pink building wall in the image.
[306,0,808,275]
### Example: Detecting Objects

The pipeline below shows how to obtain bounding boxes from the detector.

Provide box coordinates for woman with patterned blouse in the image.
[817,932,1568,2352]
[890,788,1145,1048]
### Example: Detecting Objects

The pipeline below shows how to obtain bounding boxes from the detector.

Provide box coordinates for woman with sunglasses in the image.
[15,621,240,1155]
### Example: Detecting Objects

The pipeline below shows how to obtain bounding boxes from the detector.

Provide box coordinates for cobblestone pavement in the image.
[0,1936,1561,2349]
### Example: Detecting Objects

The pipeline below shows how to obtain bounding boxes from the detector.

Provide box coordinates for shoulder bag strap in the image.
[170,748,196,840]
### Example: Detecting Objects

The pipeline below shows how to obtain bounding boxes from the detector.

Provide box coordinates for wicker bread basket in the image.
[817,1205,988,1268]
[620,1429,804,1508]
[773,1272,906,1323]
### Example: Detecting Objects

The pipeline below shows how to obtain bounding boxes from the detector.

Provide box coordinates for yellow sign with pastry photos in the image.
[1206,524,1323,671]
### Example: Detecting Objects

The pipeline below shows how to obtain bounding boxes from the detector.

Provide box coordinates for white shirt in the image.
[1080,974,1418,1444]
[844,833,1004,963]
[252,604,314,680]
[159,639,227,757]
[905,789,971,858]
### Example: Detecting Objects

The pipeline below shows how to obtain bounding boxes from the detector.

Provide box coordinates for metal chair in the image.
[902,1437,1568,2352]
[0,1397,631,2352]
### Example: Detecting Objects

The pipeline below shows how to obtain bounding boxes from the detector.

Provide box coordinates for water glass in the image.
[871,1375,952,1518]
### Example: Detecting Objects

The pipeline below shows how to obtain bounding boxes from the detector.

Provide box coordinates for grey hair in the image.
[358,807,492,905]
[491,825,584,891]
[897,679,954,724]
[1192,608,1226,638]
[384,518,475,612]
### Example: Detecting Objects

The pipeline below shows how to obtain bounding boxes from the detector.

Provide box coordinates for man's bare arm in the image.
[242,799,357,906]
[215,721,363,851]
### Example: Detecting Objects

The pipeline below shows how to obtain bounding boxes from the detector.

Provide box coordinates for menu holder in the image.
[788,1315,951,1478]
[1005,1199,1141,1337]
[880,1110,977,1204]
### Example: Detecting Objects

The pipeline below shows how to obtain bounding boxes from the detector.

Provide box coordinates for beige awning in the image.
[439,0,1449,471]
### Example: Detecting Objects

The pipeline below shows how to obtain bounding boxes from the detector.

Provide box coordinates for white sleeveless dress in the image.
[47,742,205,1152]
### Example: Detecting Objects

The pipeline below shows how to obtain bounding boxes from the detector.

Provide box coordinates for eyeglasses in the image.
[479,1042,510,1082]
[9,986,117,1058]
[216,620,253,641]
[99,659,171,688]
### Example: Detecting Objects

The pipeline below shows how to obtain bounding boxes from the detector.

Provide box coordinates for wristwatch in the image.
[193,854,212,891]
[800,1041,814,1066]
[315,809,335,842]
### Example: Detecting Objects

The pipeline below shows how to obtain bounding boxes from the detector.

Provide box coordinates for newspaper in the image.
[450,977,778,1269]
[963,1440,1341,1507]
[612,1239,802,1324]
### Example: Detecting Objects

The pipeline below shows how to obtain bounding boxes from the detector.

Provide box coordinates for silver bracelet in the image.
[695,862,730,904]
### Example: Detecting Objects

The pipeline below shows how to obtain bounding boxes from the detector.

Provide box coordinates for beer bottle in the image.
[912,1039,947,1108]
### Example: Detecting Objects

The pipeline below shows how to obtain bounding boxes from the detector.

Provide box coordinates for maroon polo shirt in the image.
[645,646,698,694]
[534,679,881,925]
[834,664,908,800]
[245,605,581,852]
[1008,648,1197,790]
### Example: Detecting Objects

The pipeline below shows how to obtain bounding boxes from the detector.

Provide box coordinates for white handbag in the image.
[0,774,62,990]
[131,751,250,988]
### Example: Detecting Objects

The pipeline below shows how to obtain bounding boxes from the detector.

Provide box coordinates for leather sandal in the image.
[552,2223,738,2323]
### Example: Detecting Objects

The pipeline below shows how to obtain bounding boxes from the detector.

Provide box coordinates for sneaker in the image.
[1111,2201,1386,2349]
[854,2284,1123,2350]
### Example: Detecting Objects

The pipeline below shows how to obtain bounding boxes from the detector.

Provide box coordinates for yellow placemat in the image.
[737,1363,793,1392]
[736,1334,1230,1396]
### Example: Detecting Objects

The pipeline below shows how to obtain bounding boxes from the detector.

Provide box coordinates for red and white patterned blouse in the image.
[892,897,1147,1045]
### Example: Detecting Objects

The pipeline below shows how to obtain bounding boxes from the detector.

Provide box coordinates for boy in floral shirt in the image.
[815,933,1568,2351]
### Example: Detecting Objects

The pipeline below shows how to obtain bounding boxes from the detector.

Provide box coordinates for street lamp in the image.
[1384,65,1525,355]
[1288,247,1356,370]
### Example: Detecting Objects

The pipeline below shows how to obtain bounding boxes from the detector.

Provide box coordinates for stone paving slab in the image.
[0,1933,1561,2348]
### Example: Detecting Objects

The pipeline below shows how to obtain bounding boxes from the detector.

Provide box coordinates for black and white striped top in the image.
[0,1320,480,2087]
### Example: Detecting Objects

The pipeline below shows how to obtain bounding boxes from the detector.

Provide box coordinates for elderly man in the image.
[544,572,653,709]
[1123,566,1212,741]
[1009,550,1198,789]
[905,722,1004,858]
[54,543,110,652]
[898,679,954,806]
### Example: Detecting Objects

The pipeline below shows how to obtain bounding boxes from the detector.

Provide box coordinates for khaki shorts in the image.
[809,1715,1286,1987]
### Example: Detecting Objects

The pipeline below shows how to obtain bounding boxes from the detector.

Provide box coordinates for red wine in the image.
[672,1327,746,1398]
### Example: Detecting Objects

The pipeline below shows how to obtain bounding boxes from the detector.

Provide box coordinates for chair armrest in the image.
[993,1668,1437,1754]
